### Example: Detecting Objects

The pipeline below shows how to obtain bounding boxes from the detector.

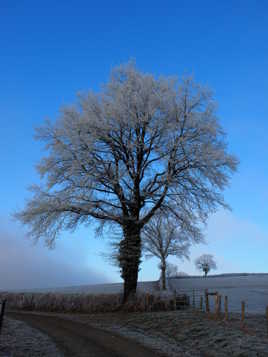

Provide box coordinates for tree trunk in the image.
[119,223,142,303]
[161,262,166,290]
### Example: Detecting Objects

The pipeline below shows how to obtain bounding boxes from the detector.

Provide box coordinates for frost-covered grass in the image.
[58,309,268,357]
[12,280,158,295]
[0,289,180,314]
[5,274,268,314]
[0,318,63,357]
[169,274,268,314]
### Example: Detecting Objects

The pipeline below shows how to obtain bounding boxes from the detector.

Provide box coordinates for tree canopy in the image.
[195,254,217,276]
[15,62,238,300]
[142,213,201,289]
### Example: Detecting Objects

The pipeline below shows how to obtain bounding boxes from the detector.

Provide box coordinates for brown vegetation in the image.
[0,292,189,314]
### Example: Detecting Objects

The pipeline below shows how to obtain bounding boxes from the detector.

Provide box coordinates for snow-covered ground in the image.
[13,274,268,315]
[169,274,268,314]
[0,318,63,357]
[17,280,158,295]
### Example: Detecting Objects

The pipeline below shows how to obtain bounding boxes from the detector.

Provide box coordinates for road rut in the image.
[7,312,163,357]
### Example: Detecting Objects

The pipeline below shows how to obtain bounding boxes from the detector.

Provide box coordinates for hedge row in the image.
[0,291,189,313]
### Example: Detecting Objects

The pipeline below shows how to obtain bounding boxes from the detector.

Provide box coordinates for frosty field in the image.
[15,273,268,315]
[169,274,268,314]
[4,274,268,356]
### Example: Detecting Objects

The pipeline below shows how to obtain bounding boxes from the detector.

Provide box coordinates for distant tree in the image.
[15,62,238,302]
[195,254,217,277]
[143,213,202,290]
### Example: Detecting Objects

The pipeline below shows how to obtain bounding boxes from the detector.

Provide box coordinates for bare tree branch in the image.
[15,62,238,299]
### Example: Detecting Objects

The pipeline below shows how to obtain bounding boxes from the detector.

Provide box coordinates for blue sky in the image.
[1,0,268,289]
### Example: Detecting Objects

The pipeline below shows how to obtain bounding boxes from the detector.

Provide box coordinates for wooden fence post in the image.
[205,289,209,313]
[173,291,177,311]
[217,295,222,316]
[0,300,7,335]
[241,301,245,326]
[219,295,221,314]
[200,296,203,311]
[214,294,218,319]
[147,294,151,312]
[144,294,148,312]
[224,296,228,320]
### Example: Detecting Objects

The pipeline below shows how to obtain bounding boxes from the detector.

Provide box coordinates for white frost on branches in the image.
[195,254,217,277]
[143,213,202,290]
[14,62,238,297]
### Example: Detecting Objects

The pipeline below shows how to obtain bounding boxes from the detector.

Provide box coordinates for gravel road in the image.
[7,312,163,357]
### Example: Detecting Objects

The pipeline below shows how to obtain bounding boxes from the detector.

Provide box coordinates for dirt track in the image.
[7,311,163,357]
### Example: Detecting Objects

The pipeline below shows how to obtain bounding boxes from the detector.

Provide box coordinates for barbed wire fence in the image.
[168,283,268,337]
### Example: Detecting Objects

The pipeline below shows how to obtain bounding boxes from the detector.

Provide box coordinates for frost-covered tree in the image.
[166,263,179,278]
[157,262,179,290]
[143,213,201,290]
[15,62,238,302]
[195,254,217,277]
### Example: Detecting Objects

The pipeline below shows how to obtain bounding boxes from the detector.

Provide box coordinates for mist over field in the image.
[0,218,109,291]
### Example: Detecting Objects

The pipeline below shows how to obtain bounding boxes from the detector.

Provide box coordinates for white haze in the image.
[0,217,109,291]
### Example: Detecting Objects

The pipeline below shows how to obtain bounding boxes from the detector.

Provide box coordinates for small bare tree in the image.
[195,254,217,277]
[143,214,202,290]
[15,62,238,301]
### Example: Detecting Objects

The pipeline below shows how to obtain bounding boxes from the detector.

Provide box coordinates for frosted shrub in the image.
[0,291,188,313]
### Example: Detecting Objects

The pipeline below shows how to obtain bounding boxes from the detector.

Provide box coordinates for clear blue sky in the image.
[1,0,268,289]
